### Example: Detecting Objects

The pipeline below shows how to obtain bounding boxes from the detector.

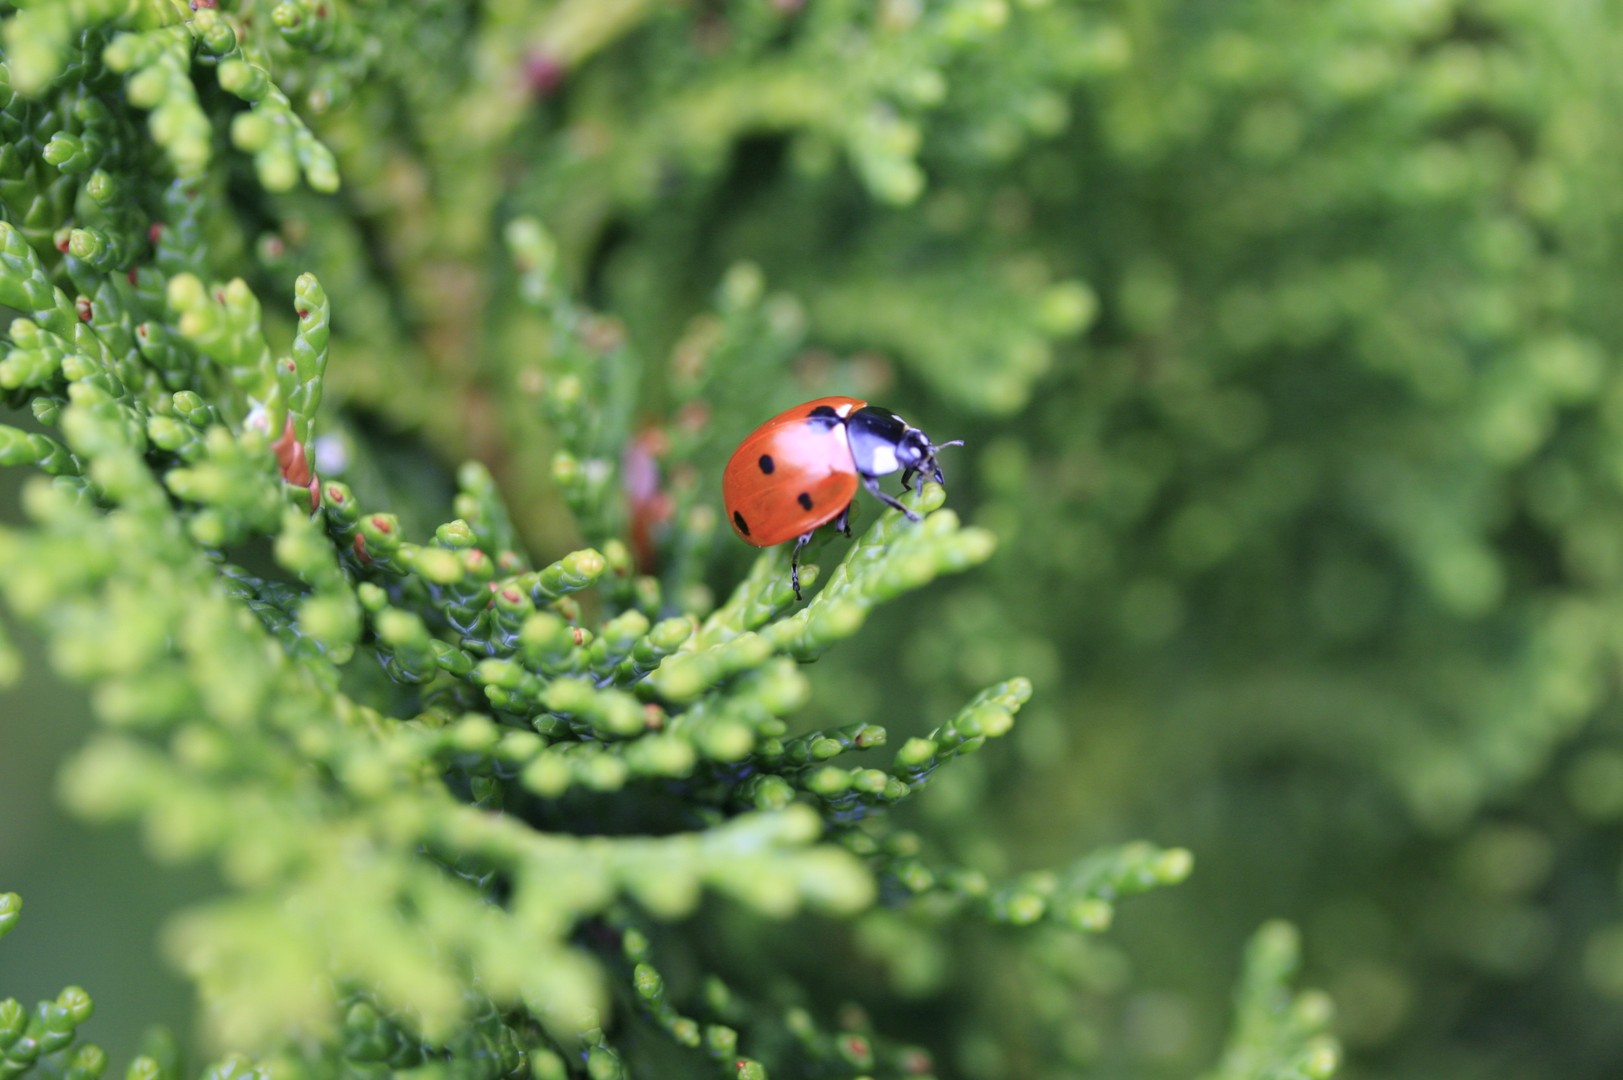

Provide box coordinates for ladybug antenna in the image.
[926,438,964,485]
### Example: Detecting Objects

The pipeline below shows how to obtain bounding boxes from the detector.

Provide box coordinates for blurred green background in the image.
[8,0,1623,1077]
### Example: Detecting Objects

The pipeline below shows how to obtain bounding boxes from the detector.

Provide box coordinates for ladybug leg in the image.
[833,503,853,538]
[900,467,918,492]
[790,530,815,601]
[863,475,921,522]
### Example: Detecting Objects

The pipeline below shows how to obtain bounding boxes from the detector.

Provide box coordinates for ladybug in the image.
[723,396,962,599]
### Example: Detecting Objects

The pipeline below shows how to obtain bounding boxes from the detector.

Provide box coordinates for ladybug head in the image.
[896,429,933,469]
[902,428,964,486]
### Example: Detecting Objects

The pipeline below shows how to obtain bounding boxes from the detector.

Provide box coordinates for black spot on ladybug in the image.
[797,492,813,510]
[758,454,775,474]
[805,404,843,431]
[733,511,751,537]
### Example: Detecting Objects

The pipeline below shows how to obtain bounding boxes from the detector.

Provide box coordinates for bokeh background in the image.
[7,1,1623,1077]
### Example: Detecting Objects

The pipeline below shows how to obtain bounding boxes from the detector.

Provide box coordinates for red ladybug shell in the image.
[723,396,866,547]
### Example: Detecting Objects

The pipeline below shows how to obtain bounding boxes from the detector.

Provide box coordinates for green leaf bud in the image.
[647,632,772,703]
[751,658,812,716]
[126,67,166,109]
[810,738,844,761]
[613,616,694,684]
[632,963,663,1001]
[0,894,18,941]
[623,732,696,777]
[520,611,589,674]
[66,1042,108,1079]
[57,986,93,1025]
[1157,847,1195,883]
[704,1025,738,1059]
[805,767,851,797]
[747,775,795,811]
[435,519,478,549]
[579,753,628,791]
[399,543,463,585]
[66,228,117,270]
[521,752,571,798]
[602,537,633,578]
[719,261,765,310]
[895,737,938,769]
[1037,280,1099,336]
[588,609,649,672]
[44,132,98,173]
[224,98,267,141]
[528,1048,568,1080]
[320,480,359,526]
[9,1032,42,1064]
[30,398,62,427]
[851,768,891,795]
[585,1044,624,1080]
[1058,897,1114,932]
[194,10,237,55]
[0,1000,24,1048]
[41,1005,77,1046]
[84,169,118,205]
[487,584,534,635]
[996,891,1046,926]
[145,416,191,453]
[531,548,607,600]
[376,608,429,649]
[475,658,529,691]
[357,513,401,556]
[541,678,645,739]
[505,217,558,299]
[892,860,935,893]
[431,640,474,676]
[124,1056,163,1080]
[217,59,270,102]
[697,719,755,761]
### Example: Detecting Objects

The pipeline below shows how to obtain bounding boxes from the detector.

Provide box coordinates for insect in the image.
[723,396,962,599]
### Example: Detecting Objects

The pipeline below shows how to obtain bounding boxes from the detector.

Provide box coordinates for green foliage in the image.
[25,0,1623,1077]
[0,2,1342,1077]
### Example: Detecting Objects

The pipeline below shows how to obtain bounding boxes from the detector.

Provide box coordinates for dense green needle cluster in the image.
[0,2,1368,1079]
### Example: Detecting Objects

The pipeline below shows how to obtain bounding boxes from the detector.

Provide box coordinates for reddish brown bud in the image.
[272,415,312,488]
[523,51,567,97]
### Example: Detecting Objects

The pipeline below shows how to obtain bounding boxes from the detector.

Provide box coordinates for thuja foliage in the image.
[0,2,1341,1080]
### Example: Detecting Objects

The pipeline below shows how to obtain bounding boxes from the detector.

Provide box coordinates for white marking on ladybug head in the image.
[896,429,932,469]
